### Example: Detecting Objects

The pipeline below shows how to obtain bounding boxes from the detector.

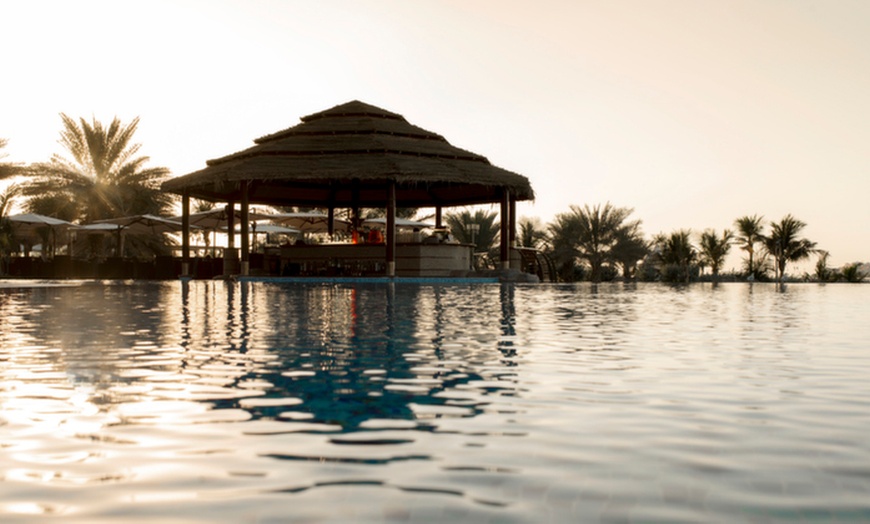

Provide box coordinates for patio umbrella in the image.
[225,222,301,251]
[6,213,75,255]
[224,223,301,235]
[171,208,272,230]
[7,213,74,228]
[93,214,187,234]
[248,223,301,235]
[88,214,190,257]
[361,217,434,230]
[267,212,351,233]
[77,223,125,232]
[171,208,272,257]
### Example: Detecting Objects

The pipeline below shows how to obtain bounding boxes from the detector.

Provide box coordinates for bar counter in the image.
[263,242,473,277]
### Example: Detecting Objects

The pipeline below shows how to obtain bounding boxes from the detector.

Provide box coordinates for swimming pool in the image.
[1,281,868,522]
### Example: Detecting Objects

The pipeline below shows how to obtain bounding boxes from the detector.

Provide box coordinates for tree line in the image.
[1,115,864,282]
[1,115,173,259]
[446,203,864,284]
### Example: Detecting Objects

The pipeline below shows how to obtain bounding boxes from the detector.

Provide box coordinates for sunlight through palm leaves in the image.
[0,138,22,180]
[21,114,173,223]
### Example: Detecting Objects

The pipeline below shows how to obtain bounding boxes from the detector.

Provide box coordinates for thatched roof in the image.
[161,100,534,207]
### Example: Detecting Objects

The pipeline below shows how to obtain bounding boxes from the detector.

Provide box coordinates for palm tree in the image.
[660,229,696,283]
[567,202,638,282]
[1,138,21,180]
[762,214,817,282]
[444,208,499,254]
[734,215,765,279]
[0,184,20,274]
[612,222,648,280]
[0,183,17,218]
[815,250,832,282]
[840,263,866,283]
[546,211,582,281]
[21,114,172,223]
[698,229,733,280]
[517,217,547,250]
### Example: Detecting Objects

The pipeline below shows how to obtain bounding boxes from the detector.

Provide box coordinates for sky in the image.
[2,0,868,272]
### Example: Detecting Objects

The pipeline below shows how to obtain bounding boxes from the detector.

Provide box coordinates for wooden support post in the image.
[181,192,190,277]
[225,199,235,276]
[509,196,517,248]
[386,180,396,277]
[240,182,250,276]
[327,206,335,238]
[351,179,360,240]
[435,206,443,229]
[226,200,235,249]
[500,189,510,270]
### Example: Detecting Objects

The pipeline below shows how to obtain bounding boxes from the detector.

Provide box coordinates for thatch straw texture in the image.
[162,100,534,207]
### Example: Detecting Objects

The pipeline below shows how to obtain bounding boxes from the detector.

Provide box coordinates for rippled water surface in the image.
[1,281,869,523]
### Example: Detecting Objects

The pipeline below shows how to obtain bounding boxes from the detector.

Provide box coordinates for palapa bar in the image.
[161,100,535,278]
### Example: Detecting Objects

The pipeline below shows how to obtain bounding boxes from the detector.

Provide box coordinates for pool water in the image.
[1,281,869,523]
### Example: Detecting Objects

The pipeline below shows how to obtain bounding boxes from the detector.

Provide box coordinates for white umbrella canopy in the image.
[266,212,351,233]
[7,213,74,228]
[225,223,301,234]
[83,215,198,258]
[251,223,301,235]
[170,208,272,230]
[6,213,76,254]
[92,214,188,235]
[361,217,434,230]
[77,223,125,232]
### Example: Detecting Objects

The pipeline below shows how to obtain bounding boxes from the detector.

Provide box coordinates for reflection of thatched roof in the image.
[162,100,534,207]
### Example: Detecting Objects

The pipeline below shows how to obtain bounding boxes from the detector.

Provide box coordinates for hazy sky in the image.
[3,0,868,270]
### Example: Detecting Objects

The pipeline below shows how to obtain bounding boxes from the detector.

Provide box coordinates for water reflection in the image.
[206,283,508,430]
[2,282,519,433]
[5,281,868,522]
